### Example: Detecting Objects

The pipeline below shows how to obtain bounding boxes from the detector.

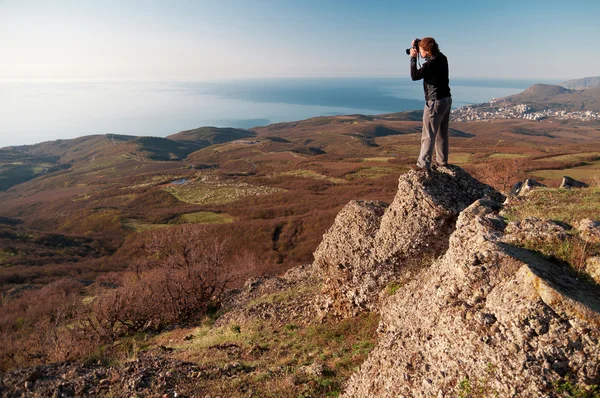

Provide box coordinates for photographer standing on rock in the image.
[409,37,452,172]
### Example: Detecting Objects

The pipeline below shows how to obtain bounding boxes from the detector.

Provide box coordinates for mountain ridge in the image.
[560,76,600,90]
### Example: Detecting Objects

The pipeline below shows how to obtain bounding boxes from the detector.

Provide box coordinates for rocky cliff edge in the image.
[315,167,600,397]
[313,165,502,318]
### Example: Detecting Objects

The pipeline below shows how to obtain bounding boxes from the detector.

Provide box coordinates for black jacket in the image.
[410,52,451,101]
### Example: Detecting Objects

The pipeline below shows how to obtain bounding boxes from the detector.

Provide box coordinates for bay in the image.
[0,77,560,148]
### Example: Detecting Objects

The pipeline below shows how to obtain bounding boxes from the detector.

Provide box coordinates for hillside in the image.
[498,84,600,112]
[1,101,600,396]
[1,168,598,397]
[0,128,259,191]
[518,83,572,98]
[560,76,600,90]
[167,126,256,145]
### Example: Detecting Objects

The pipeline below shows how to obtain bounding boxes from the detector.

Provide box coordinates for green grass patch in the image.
[361,157,394,163]
[0,250,15,266]
[345,166,399,180]
[177,212,235,224]
[123,212,235,231]
[385,282,403,296]
[532,161,600,184]
[488,153,530,159]
[148,278,377,397]
[503,187,600,274]
[449,152,472,164]
[278,170,346,184]
[163,177,284,205]
[537,152,600,163]
[503,187,600,226]
[553,377,599,397]
[163,312,379,397]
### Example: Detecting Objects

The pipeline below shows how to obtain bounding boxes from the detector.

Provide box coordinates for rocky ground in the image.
[2,165,599,397]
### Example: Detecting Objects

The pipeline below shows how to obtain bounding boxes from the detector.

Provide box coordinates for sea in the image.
[0,77,561,148]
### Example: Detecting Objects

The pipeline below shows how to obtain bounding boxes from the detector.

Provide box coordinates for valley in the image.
[1,84,600,395]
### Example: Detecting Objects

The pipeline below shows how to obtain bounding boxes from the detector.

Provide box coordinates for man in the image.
[409,37,452,172]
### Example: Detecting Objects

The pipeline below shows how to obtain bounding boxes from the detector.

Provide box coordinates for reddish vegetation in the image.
[1,114,599,371]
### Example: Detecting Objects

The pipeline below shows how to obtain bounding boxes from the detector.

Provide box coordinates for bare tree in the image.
[473,158,522,194]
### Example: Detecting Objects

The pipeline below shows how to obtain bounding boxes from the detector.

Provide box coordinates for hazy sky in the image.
[1,0,599,81]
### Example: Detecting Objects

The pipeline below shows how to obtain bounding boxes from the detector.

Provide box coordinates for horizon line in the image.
[0,76,569,83]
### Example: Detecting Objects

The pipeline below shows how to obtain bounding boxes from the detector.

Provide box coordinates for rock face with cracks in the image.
[342,198,600,397]
[313,165,501,318]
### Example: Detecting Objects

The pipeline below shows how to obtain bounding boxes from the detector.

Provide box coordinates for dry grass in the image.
[177,211,235,224]
[154,312,380,398]
[163,175,285,205]
[504,188,600,226]
[503,187,600,277]
[278,170,346,184]
[345,166,403,180]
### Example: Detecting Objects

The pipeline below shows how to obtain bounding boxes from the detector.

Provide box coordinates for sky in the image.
[1,0,599,81]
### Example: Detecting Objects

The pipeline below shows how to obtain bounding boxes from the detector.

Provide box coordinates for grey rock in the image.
[578,218,600,244]
[313,165,502,318]
[586,256,600,284]
[511,181,523,196]
[503,217,570,244]
[517,178,546,196]
[560,176,589,189]
[342,199,600,397]
[301,362,324,377]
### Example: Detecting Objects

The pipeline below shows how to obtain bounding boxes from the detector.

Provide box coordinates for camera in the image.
[406,38,421,55]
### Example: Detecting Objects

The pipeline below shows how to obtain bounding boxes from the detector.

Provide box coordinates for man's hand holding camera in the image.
[406,38,421,58]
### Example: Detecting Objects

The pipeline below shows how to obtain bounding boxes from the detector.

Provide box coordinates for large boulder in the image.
[313,165,501,318]
[343,199,600,397]
[312,200,389,317]
[578,218,600,244]
[503,217,570,244]
[560,176,589,189]
[587,256,600,284]
[517,178,546,196]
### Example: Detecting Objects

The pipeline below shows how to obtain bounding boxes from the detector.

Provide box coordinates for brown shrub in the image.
[0,279,85,371]
[89,225,234,340]
[471,158,522,193]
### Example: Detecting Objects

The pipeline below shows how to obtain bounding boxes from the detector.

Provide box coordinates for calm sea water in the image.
[0,77,560,148]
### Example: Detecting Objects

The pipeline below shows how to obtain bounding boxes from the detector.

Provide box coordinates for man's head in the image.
[419,37,439,57]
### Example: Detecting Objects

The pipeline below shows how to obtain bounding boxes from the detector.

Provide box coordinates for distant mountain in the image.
[498,84,600,112]
[2,134,197,165]
[560,76,600,89]
[511,84,572,100]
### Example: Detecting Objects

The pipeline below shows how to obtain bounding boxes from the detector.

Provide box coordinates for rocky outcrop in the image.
[503,217,570,244]
[0,350,204,398]
[343,199,600,397]
[579,218,600,244]
[560,176,589,189]
[313,166,501,318]
[586,257,600,284]
[517,178,546,196]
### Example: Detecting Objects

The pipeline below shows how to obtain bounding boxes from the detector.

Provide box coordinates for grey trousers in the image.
[417,96,452,169]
